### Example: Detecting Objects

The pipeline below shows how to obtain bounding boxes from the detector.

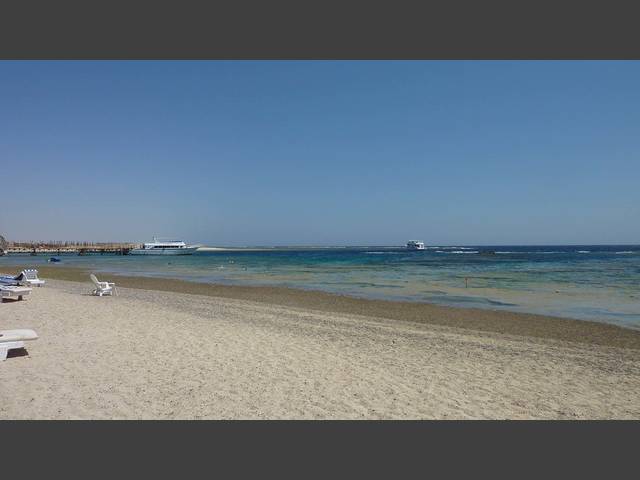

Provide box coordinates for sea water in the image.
[2,245,639,328]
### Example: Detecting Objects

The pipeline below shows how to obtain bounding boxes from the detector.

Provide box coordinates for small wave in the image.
[577,250,590,253]
[616,251,634,254]
[365,251,404,255]
[450,250,479,254]
[493,250,564,254]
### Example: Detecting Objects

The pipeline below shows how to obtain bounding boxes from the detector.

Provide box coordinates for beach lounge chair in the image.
[0,284,32,302]
[0,329,38,361]
[90,274,116,296]
[18,269,46,287]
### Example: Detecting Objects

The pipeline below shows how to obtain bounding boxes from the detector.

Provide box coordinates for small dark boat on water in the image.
[48,257,61,263]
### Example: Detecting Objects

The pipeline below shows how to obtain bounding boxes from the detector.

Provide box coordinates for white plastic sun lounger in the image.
[0,284,32,302]
[19,269,46,287]
[90,274,116,296]
[0,329,38,361]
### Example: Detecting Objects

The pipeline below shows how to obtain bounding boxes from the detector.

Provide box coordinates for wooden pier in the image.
[6,244,138,256]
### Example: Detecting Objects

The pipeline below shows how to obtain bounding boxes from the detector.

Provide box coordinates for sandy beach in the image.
[2,271,640,419]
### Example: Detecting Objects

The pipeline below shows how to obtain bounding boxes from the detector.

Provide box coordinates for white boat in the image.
[128,238,201,255]
[406,240,426,250]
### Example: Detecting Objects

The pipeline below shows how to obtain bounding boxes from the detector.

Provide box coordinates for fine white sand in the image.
[1,280,639,419]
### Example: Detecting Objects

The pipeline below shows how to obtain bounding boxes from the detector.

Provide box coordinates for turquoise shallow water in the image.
[2,245,640,328]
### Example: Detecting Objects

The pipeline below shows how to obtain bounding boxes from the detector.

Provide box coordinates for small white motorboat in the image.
[406,240,426,250]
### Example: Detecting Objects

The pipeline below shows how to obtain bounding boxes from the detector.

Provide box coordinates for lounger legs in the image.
[0,296,28,302]
[0,341,26,361]
[99,286,116,296]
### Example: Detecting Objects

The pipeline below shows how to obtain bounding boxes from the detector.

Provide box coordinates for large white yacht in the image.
[406,240,426,251]
[129,238,201,255]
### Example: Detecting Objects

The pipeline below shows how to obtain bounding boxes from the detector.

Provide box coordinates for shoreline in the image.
[26,265,640,350]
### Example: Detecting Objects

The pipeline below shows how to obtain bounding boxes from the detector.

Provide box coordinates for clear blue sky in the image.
[1,61,639,246]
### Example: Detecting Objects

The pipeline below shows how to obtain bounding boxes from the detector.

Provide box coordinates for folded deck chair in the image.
[0,329,38,361]
[0,284,32,302]
[90,274,116,296]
